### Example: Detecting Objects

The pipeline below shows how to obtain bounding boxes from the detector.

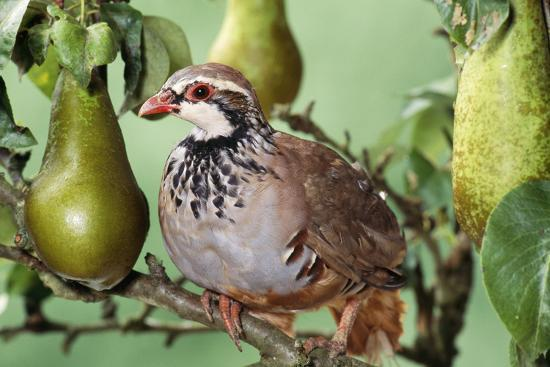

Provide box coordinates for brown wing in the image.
[274,132,406,288]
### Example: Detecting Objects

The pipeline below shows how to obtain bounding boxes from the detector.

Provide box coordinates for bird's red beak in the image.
[138,94,179,117]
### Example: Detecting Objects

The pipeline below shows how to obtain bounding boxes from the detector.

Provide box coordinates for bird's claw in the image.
[200,290,215,323]
[219,294,243,351]
[303,336,347,358]
[200,290,243,351]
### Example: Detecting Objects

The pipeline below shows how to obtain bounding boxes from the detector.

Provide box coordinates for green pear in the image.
[25,69,149,290]
[452,0,550,245]
[208,0,302,116]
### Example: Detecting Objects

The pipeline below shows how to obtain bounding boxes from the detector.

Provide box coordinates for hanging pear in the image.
[208,0,302,116]
[25,69,149,290]
[452,0,550,245]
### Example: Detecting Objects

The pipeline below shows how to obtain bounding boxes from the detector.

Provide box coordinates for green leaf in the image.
[410,101,453,167]
[27,23,50,65]
[120,16,193,116]
[27,45,59,98]
[510,339,550,367]
[434,0,510,50]
[510,339,537,367]
[22,0,49,25]
[0,0,31,70]
[369,118,411,163]
[46,4,72,21]
[0,204,16,244]
[6,264,51,302]
[406,149,453,217]
[10,0,50,75]
[86,23,118,71]
[404,78,455,167]
[0,76,36,149]
[48,5,118,87]
[482,180,550,358]
[407,75,456,101]
[120,26,169,115]
[10,30,34,76]
[371,76,455,168]
[100,3,143,96]
[142,16,192,75]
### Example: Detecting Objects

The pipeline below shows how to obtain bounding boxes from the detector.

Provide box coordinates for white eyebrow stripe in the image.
[169,76,250,97]
[169,79,187,94]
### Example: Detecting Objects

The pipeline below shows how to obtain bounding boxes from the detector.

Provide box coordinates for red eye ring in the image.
[185,83,214,102]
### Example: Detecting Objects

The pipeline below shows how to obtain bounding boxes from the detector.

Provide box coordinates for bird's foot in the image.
[200,290,243,351]
[303,336,347,358]
[200,289,216,323]
[303,297,361,358]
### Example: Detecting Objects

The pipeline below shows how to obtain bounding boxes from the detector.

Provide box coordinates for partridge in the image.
[138,63,406,362]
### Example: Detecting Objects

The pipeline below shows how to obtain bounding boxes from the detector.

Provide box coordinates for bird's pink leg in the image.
[200,289,244,351]
[219,294,243,351]
[303,297,361,357]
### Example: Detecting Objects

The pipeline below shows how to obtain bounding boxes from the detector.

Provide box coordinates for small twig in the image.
[0,174,23,208]
[421,232,443,270]
[127,303,155,325]
[0,315,212,354]
[0,148,31,189]
[273,102,358,163]
[101,298,117,321]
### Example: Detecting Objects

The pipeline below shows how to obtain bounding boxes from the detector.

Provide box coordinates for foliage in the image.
[433,0,510,50]
[47,5,118,87]
[120,15,192,114]
[0,77,36,149]
[372,75,455,225]
[6,263,51,301]
[118,23,168,114]
[482,181,550,362]
[100,2,143,96]
[0,0,31,70]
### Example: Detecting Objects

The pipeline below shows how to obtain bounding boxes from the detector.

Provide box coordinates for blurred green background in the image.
[0,0,509,366]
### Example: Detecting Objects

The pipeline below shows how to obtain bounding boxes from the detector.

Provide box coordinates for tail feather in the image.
[248,310,296,337]
[330,289,405,364]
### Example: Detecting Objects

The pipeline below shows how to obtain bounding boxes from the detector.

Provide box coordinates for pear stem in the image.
[80,0,86,25]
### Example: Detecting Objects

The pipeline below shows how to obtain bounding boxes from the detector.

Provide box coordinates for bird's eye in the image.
[187,83,213,102]
[193,86,208,98]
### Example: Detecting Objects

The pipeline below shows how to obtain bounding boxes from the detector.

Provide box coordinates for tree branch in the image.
[0,243,372,367]
[0,311,214,354]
